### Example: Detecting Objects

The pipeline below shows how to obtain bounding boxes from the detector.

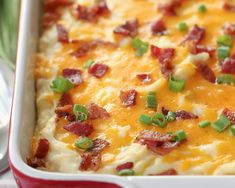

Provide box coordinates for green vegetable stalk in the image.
[0,0,20,69]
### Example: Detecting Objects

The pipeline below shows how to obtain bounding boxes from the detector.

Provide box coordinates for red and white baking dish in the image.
[8,0,235,187]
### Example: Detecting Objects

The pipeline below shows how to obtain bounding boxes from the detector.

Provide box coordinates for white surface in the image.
[0,170,17,188]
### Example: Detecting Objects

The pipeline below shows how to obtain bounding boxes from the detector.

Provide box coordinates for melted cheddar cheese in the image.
[32,0,235,175]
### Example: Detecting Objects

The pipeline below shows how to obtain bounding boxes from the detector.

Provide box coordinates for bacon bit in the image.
[151,45,175,77]
[56,24,69,43]
[181,25,205,45]
[136,74,151,83]
[27,157,45,168]
[223,2,235,12]
[136,130,182,155]
[197,63,216,83]
[58,93,73,107]
[149,168,178,175]
[42,12,60,28]
[222,108,235,124]
[76,0,109,22]
[161,107,198,120]
[62,68,83,86]
[151,19,167,35]
[113,19,139,37]
[44,0,73,12]
[79,138,110,171]
[190,45,215,57]
[116,162,134,172]
[55,104,73,118]
[34,139,50,159]
[71,43,92,58]
[120,89,137,107]
[221,56,235,74]
[88,63,109,78]
[157,0,183,16]
[175,110,198,120]
[87,103,110,120]
[223,23,235,36]
[63,121,94,136]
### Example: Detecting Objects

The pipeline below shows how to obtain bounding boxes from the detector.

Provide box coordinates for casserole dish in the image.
[8,0,235,187]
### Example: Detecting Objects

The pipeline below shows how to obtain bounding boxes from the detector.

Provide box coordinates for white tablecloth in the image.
[0,169,17,188]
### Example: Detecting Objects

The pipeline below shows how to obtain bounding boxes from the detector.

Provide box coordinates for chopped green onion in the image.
[146,92,157,109]
[175,130,187,141]
[75,137,93,150]
[50,76,74,93]
[169,76,185,92]
[152,113,167,128]
[217,74,235,85]
[139,114,152,125]
[118,169,135,176]
[212,114,231,132]
[217,46,230,59]
[166,111,176,122]
[84,59,94,69]
[131,38,149,57]
[167,131,174,135]
[177,22,188,32]
[198,4,207,13]
[198,121,211,128]
[230,125,235,136]
[73,104,88,121]
[217,35,232,47]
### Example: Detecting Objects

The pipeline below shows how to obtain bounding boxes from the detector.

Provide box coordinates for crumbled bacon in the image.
[55,104,73,118]
[181,25,205,45]
[136,130,182,155]
[79,138,110,171]
[116,162,134,172]
[223,23,235,36]
[34,139,50,159]
[87,103,110,120]
[222,108,235,124]
[76,0,109,22]
[44,0,73,12]
[223,2,235,12]
[136,74,151,83]
[149,168,178,175]
[161,107,198,120]
[63,121,94,136]
[27,157,45,168]
[221,56,235,74]
[120,89,137,107]
[197,63,216,83]
[151,19,166,35]
[151,45,175,78]
[190,45,215,57]
[56,24,69,43]
[113,19,139,37]
[58,93,73,107]
[71,43,92,58]
[88,63,109,78]
[62,68,83,86]
[157,0,183,16]
[42,12,60,28]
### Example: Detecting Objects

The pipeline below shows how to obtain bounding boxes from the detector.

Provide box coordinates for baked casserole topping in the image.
[28,0,235,175]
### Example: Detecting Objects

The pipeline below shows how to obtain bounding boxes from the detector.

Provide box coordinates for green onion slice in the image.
[146,92,157,109]
[217,46,230,60]
[118,169,135,176]
[169,76,185,92]
[50,76,74,93]
[198,121,211,128]
[212,114,231,132]
[177,22,188,32]
[217,35,232,47]
[139,114,152,125]
[230,125,235,136]
[131,38,149,57]
[198,4,207,13]
[217,74,235,85]
[73,104,88,121]
[175,130,187,141]
[84,59,94,69]
[152,113,167,128]
[75,137,93,150]
[166,111,176,122]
